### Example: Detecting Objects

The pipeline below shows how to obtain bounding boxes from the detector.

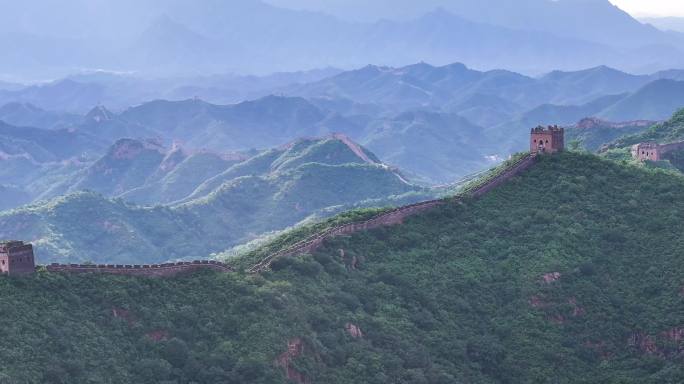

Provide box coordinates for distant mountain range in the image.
[641,17,684,33]
[1,0,684,79]
[0,68,341,113]
[3,62,684,183]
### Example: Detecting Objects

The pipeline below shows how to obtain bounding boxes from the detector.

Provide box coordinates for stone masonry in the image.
[530,125,565,154]
[45,260,233,277]
[0,241,36,276]
[631,141,684,161]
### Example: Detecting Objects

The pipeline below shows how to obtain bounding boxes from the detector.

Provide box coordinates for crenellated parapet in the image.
[46,260,233,277]
[0,240,36,276]
[530,125,564,154]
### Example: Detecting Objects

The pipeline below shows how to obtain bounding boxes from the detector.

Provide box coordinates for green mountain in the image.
[1,152,682,383]
[66,138,168,196]
[610,108,684,147]
[362,111,495,183]
[120,150,246,205]
[602,109,684,173]
[566,118,655,152]
[0,136,429,264]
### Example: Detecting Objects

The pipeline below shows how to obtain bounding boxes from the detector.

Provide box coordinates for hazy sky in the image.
[269,1,684,19]
[609,0,684,17]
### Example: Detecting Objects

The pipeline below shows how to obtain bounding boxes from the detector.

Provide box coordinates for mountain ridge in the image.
[2,151,682,383]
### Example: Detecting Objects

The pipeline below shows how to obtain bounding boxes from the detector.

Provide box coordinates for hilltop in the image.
[0,152,682,383]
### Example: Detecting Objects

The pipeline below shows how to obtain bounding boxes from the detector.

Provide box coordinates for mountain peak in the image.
[330,133,381,165]
[85,105,114,123]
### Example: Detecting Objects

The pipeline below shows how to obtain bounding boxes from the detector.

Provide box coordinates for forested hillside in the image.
[1,152,682,383]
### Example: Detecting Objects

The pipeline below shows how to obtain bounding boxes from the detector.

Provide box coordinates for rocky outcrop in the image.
[275,338,310,384]
[345,323,363,339]
[542,272,561,284]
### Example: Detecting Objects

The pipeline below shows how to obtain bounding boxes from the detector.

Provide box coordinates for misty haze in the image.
[0,1,683,383]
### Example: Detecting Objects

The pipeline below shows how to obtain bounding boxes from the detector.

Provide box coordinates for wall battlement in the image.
[45,260,233,277]
[530,125,564,154]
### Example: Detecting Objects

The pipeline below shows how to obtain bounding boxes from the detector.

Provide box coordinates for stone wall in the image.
[0,241,36,276]
[46,260,233,277]
[40,153,540,277]
[531,126,564,154]
[632,142,661,161]
[470,154,539,198]
[249,153,538,273]
[660,141,684,155]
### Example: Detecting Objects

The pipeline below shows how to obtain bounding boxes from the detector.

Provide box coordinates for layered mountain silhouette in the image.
[1,0,683,78]
[4,62,684,183]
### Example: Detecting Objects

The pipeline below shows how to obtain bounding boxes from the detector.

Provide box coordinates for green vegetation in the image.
[0,137,429,264]
[1,152,682,383]
[565,119,653,152]
[602,109,684,173]
[611,109,684,148]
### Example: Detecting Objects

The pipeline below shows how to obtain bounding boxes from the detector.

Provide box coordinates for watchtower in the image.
[0,241,36,276]
[530,125,564,154]
[631,142,661,161]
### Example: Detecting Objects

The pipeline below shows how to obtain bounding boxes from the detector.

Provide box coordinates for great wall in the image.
[2,126,562,278]
[631,140,684,161]
[45,260,234,277]
[248,152,539,273]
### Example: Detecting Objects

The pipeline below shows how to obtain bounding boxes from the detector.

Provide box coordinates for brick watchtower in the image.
[0,241,36,276]
[530,125,564,154]
[631,142,661,161]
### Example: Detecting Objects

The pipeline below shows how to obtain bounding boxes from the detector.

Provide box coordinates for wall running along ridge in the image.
[248,153,539,273]
[37,153,538,277]
[631,140,684,161]
[45,260,234,277]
